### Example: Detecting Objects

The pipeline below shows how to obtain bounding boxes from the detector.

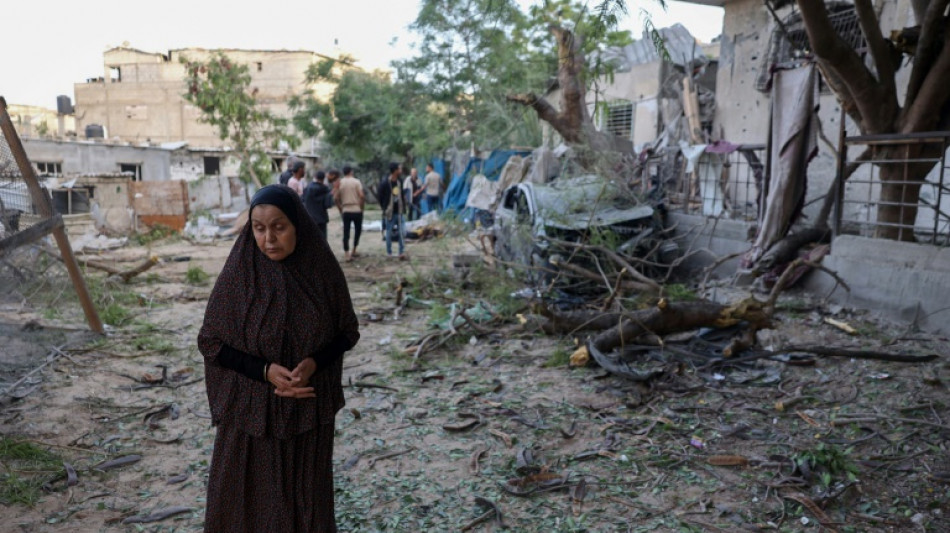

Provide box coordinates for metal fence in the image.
[834,131,950,245]
[0,97,102,332]
[0,121,42,240]
[664,144,766,221]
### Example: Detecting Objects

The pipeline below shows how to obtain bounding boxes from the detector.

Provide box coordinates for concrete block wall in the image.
[668,212,754,278]
[669,213,950,335]
[804,235,950,335]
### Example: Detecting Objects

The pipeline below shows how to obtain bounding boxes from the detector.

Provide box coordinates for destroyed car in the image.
[493,175,675,290]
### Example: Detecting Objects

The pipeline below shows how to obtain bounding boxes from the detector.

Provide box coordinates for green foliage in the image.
[794,443,859,488]
[182,52,299,185]
[662,283,697,301]
[0,437,61,506]
[185,265,210,286]
[587,225,623,250]
[543,346,572,367]
[134,224,177,246]
[100,302,131,326]
[130,334,176,354]
[291,65,449,169]
[392,0,634,152]
[396,0,545,150]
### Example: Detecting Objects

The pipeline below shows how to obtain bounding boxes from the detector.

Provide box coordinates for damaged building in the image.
[73,44,341,149]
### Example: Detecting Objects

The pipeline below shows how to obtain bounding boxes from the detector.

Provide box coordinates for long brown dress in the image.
[198,185,359,532]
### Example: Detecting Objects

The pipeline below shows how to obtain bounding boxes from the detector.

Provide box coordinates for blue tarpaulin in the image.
[441,150,530,214]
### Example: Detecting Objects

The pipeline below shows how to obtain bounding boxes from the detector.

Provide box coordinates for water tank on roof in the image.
[56,95,74,115]
[85,124,104,139]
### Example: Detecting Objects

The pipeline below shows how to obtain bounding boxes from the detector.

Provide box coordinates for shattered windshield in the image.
[532,175,653,229]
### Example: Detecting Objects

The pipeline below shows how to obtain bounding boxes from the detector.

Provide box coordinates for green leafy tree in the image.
[182,53,298,187]
[395,0,549,150]
[291,57,449,173]
[398,1,633,154]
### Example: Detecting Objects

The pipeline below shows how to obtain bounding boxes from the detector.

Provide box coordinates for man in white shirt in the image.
[423,163,442,214]
[287,161,305,196]
[335,166,365,261]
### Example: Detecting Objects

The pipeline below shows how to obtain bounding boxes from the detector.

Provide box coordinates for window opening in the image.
[120,163,142,181]
[36,161,62,175]
[604,101,635,140]
[203,156,220,176]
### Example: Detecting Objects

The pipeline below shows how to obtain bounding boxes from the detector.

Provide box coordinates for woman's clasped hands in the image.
[266,358,318,398]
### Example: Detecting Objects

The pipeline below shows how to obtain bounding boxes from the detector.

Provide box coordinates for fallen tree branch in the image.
[43,246,159,283]
[589,297,771,355]
[548,238,662,293]
[549,257,649,292]
[767,258,849,310]
[831,413,950,432]
[782,345,938,363]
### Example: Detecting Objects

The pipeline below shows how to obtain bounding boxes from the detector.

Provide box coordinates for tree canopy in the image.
[289,1,636,171]
[182,53,298,187]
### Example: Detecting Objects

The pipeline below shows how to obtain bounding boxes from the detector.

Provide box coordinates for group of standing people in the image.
[279,159,442,263]
[399,163,444,221]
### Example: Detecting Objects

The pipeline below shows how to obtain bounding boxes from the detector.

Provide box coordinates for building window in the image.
[110,66,122,83]
[203,156,220,176]
[758,3,863,93]
[604,101,635,140]
[256,62,263,72]
[272,158,285,173]
[120,163,142,181]
[36,161,62,175]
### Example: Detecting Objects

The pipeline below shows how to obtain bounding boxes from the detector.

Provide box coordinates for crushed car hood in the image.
[529,175,654,230]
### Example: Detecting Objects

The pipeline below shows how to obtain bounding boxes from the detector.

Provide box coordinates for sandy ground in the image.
[1,208,949,532]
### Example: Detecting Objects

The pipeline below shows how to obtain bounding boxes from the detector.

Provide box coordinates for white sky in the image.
[1,0,723,109]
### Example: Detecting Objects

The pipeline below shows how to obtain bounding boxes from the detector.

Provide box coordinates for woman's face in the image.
[251,204,296,261]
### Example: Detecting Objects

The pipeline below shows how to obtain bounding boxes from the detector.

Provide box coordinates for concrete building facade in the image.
[683,0,938,226]
[73,45,340,148]
[7,103,76,140]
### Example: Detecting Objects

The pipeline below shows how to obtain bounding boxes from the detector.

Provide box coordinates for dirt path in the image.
[1,211,949,532]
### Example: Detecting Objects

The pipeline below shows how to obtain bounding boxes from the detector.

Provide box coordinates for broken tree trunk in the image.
[589,297,771,355]
[542,297,772,357]
[506,24,632,162]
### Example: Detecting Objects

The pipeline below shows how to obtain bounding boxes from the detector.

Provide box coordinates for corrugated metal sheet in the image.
[603,23,709,70]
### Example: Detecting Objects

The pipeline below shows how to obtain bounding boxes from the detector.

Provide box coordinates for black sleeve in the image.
[216,344,269,383]
[312,334,355,369]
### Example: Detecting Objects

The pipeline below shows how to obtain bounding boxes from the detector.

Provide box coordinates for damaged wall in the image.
[68,175,135,234]
[132,180,189,231]
[22,138,172,181]
[710,0,923,225]
[73,46,342,148]
[713,0,770,144]
[187,175,234,211]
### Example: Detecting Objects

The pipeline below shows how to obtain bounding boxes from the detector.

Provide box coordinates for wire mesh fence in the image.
[0,98,102,331]
[834,132,950,245]
[0,126,42,240]
[664,144,766,221]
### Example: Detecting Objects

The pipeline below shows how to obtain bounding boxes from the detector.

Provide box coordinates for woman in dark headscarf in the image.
[198,185,359,532]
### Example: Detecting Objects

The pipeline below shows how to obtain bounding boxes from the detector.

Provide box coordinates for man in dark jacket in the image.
[377,162,406,259]
[302,170,334,239]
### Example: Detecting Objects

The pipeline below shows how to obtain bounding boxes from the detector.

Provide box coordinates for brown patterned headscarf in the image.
[198,185,359,439]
